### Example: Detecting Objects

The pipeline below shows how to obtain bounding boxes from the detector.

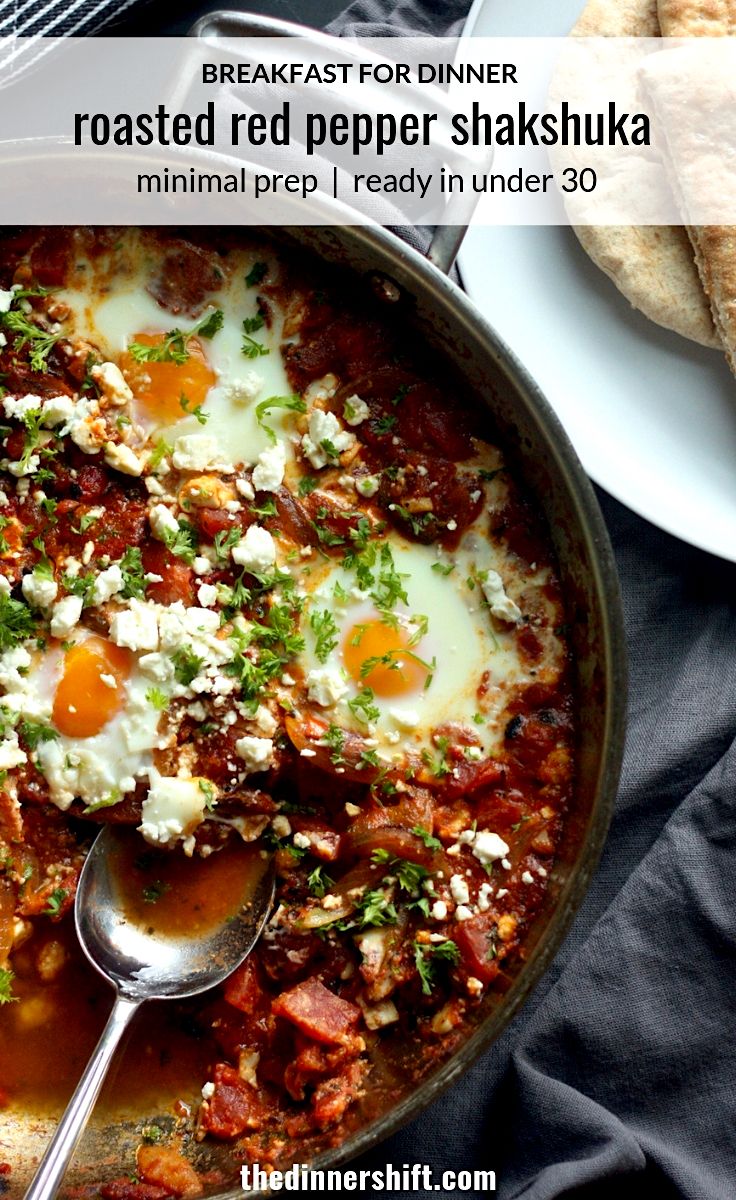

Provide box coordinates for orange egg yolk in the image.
[52,637,133,738]
[342,619,429,698]
[121,332,216,426]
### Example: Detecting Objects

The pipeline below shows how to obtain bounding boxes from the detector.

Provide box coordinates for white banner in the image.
[0,35,733,225]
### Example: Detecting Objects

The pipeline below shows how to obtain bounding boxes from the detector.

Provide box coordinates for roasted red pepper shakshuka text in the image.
[0,229,573,1186]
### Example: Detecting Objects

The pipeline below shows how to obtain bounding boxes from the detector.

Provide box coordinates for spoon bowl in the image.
[26,826,275,1200]
[76,826,275,1001]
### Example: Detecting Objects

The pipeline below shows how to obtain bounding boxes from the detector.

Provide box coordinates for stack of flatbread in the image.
[571,0,736,362]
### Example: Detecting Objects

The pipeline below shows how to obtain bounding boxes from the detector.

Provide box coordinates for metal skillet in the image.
[2,15,626,1195]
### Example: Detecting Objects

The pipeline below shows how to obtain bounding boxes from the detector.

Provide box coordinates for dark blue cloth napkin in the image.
[15,0,736,1194]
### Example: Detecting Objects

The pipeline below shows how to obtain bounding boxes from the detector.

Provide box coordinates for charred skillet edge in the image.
[203,224,625,1190]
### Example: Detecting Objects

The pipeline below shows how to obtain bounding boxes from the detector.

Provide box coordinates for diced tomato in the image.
[310,1060,365,1130]
[141,542,194,606]
[199,1064,268,1139]
[272,978,360,1045]
[223,957,267,1014]
[29,229,72,287]
[136,1144,202,1198]
[100,1180,171,1200]
[454,914,502,984]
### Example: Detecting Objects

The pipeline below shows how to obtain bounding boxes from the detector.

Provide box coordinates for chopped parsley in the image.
[413,938,460,995]
[179,393,209,425]
[307,866,334,899]
[310,609,339,663]
[411,825,442,851]
[213,527,242,562]
[44,887,68,916]
[171,647,205,687]
[146,687,169,711]
[298,476,319,497]
[2,311,61,373]
[142,880,171,904]
[118,547,147,600]
[0,594,35,651]
[242,315,269,359]
[162,518,199,565]
[19,720,58,751]
[347,687,380,725]
[128,310,224,365]
[322,723,346,765]
[374,413,397,435]
[0,968,17,1005]
[245,261,268,288]
[255,394,306,444]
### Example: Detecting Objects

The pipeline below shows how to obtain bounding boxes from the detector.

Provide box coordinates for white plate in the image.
[458,0,736,561]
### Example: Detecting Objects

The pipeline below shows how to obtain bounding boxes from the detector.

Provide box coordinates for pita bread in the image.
[567,0,720,348]
[657,0,736,36]
[656,1,736,369]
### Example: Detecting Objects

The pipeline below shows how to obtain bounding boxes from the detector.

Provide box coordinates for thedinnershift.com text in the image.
[241,1163,496,1191]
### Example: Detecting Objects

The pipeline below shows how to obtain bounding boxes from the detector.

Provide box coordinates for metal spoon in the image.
[25,825,275,1200]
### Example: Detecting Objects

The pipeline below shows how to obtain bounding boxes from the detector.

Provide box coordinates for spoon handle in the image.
[25,994,140,1200]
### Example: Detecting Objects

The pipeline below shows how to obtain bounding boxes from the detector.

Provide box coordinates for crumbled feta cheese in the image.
[477,882,493,912]
[149,504,179,541]
[521,870,535,885]
[91,564,124,605]
[221,372,263,404]
[481,569,522,624]
[235,478,255,501]
[100,673,117,689]
[301,408,356,470]
[197,583,218,608]
[50,594,83,638]
[389,708,420,730]
[450,874,470,906]
[41,395,76,427]
[109,598,159,652]
[304,374,338,403]
[343,394,370,426]
[172,434,233,473]
[467,977,484,996]
[356,474,380,498]
[431,900,448,921]
[139,771,206,851]
[252,440,286,492]
[193,556,213,576]
[235,735,274,774]
[232,525,276,572]
[92,362,133,405]
[201,1081,216,1100]
[3,394,43,421]
[104,442,143,476]
[344,801,361,817]
[144,476,166,497]
[293,832,311,850]
[0,286,17,313]
[254,705,277,736]
[271,814,291,838]
[455,904,473,921]
[21,570,58,609]
[496,888,509,899]
[0,733,26,771]
[472,830,510,867]
[306,668,349,708]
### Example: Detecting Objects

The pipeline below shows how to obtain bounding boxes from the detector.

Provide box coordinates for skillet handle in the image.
[426,225,469,276]
[24,994,140,1200]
